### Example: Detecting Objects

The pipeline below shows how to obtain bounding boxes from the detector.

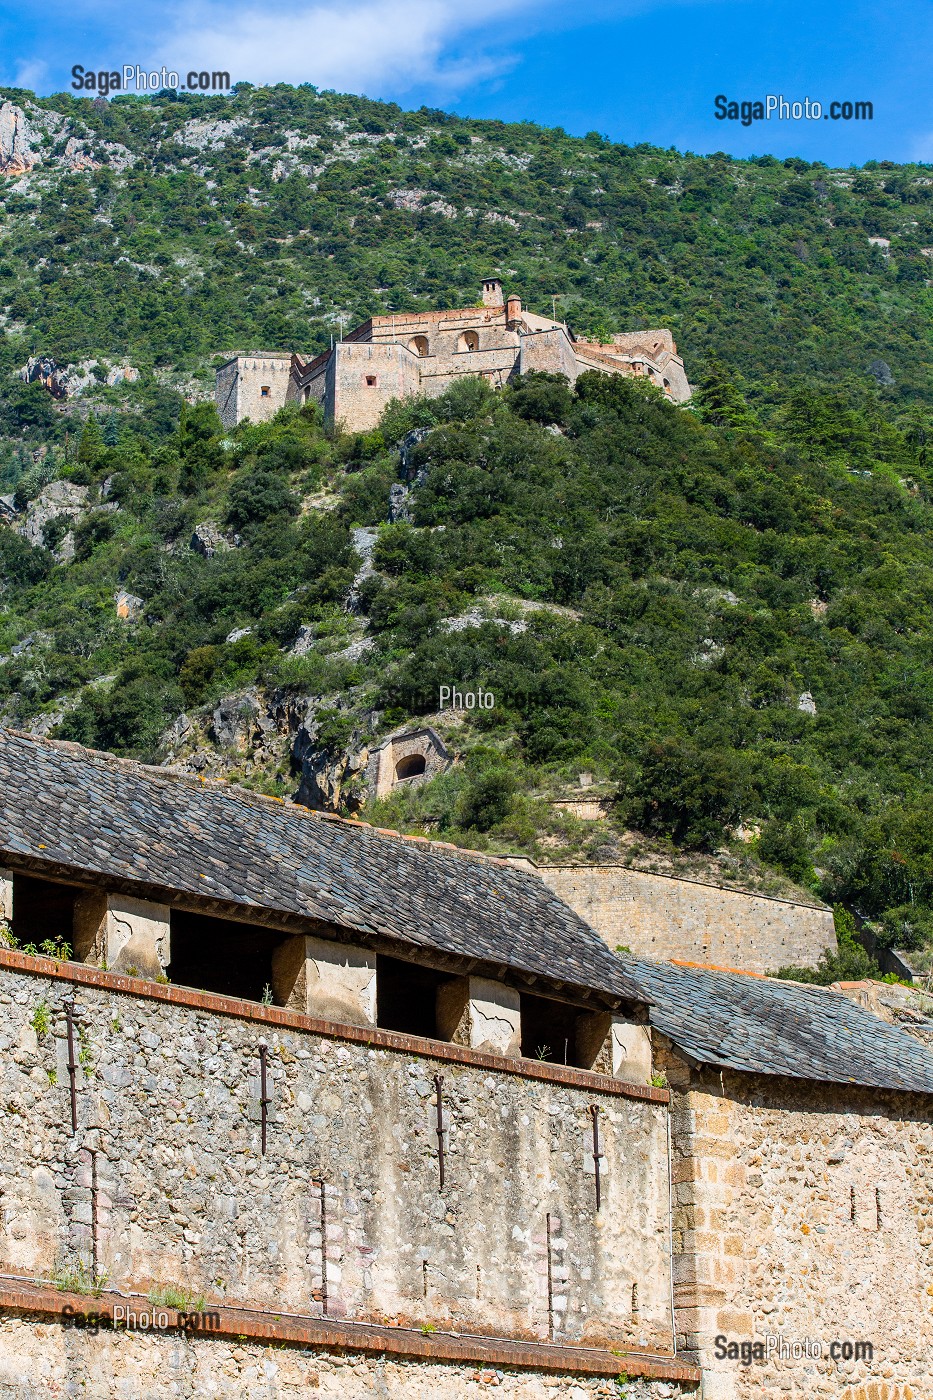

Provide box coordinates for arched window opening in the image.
[458,330,479,352]
[409,335,429,357]
[395,753,427,782]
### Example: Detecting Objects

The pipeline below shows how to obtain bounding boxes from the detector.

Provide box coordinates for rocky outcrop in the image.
[174,118,245,151]
[158,686,381,814]
[15,480,89,549]
[20,356,66,398]
[388,482,412,523]
[345,527,378,613]
[115,589,144,621]
[106,364,140,387]
[191,522,240,558]
[292,708,372,814]
[0,101,38,175]
[20,356,106,399]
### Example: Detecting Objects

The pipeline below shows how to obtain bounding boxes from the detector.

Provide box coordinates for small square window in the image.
[260,385,271,397]
[365,375,378,387]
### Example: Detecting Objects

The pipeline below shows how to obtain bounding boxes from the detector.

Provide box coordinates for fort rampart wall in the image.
[0,953,676,1358]
[516,864,836,974]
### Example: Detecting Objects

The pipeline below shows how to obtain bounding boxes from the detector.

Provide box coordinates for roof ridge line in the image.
[0,728,514,868]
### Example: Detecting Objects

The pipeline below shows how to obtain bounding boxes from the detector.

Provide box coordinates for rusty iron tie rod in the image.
[259,1045,271,1155]
[590,1103,603,1211]
[64,1001,78,1136]
[433,1074,445,1191]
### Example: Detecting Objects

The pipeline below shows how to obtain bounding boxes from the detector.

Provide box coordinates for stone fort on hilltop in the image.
[216,278,692,432]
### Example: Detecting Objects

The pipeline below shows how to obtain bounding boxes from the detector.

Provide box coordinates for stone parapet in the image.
[272,931,377,1026]
[436,974,522,1056]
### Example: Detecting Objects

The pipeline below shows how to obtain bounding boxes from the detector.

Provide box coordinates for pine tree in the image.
[77,415,105,467]
[691,358,757,430]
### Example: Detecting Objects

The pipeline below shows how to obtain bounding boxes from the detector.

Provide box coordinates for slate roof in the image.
[0,729,640,1006]
[624,955,933,1094]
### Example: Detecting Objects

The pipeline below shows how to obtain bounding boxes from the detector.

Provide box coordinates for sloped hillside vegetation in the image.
[1,364,933,973]
[2,84,933,973]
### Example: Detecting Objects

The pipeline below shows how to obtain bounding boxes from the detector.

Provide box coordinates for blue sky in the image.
[1,0,930,167]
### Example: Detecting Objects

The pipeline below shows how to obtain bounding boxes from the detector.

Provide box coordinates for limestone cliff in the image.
[0,100,38,175]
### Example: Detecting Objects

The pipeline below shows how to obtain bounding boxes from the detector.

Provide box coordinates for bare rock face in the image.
[293,710,370,814]
[191,522,237,558]
[0,102,38,176]
[16,480,90,548]
[388,482,411,523]
[157,685,379,815]
[20,356,101,399]
[106,365,140,387]
[115,589,144,621]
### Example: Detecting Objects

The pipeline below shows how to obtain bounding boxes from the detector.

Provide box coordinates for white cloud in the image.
[7,58,48,90]
[151,0,553,95]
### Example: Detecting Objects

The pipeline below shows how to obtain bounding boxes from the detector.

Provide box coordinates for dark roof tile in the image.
[0,729,639,1005]
[624,956,933,1094]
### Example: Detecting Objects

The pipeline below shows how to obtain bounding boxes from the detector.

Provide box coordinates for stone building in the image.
[0,728,931,1398]
[215,280,692,432]
[629,956,933,1400]
[214,350,295,427]
[0,727,693,1397]
[366,726,452,800]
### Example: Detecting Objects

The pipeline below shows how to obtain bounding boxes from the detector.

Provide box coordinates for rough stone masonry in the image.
[0,960,678,1386]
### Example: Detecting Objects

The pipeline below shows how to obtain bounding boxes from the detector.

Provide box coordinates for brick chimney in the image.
[481,278,504,308]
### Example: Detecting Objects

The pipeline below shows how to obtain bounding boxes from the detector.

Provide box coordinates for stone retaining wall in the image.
[0,958,673,1354]
[521,864,835,974]
[0,1313,695,1400]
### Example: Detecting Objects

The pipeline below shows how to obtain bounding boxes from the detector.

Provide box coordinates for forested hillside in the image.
[2,83,933,975]
[0,82,932,410]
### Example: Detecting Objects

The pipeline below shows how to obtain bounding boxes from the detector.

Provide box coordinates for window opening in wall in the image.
[395,753,426,782]
[458,330,479,352]
[170,909,286,1003]
[376,954,454,1037]
[11,874,79,951]
[409,335,429,357]
[365,375,378,386]
[520,992,585,1065]
[260,385,271,397]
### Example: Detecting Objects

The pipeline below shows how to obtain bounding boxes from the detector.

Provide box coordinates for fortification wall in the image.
[0,958,673,1355]
[520,328,579,382]
[331,343,422,431]
[521,865,835,974]
[0,1317,696,1400]
[656,1041,933,1399]
[214,360,240,430]
[214,356,292,428]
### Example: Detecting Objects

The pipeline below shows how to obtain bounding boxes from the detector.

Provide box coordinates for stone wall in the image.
[520,328,580,382]
[215,355,293,428]
[0,960,673,1354]
[521,864,836,974]
[655,1037,933,1399]
[330,342,423,431]
[0,1316,694,1400]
